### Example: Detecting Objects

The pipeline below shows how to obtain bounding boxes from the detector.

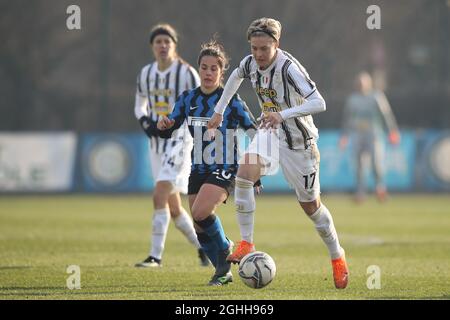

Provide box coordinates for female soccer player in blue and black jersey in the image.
[158,39,257,286]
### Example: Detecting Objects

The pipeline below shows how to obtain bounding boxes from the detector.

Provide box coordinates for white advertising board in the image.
[0,133,77,191]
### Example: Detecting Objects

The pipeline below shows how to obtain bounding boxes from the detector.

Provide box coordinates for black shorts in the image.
[188,168,236,200]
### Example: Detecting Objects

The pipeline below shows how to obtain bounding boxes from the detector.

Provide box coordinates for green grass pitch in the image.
[0,194,449,300]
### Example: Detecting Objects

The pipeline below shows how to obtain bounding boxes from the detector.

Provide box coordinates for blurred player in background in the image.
[158,38,257,285]
[208,18,349,289]
[339,71,401,203]
[134,23,209,268]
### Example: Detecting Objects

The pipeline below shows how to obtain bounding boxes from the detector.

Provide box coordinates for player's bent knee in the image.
[153,181,174,207]
[153,193,169,208]
[237,166,260,183]
[299,198,321,216]
[168,201,183,218]
[237,154,262,182]
[191,206,210,222]
[169,210,181,219]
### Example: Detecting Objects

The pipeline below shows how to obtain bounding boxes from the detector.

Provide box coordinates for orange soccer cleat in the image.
[332,251,349,289]
[376,186,388,203]
[226,240,255,264]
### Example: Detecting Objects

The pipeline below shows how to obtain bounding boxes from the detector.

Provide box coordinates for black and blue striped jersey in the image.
[161,87,256,175]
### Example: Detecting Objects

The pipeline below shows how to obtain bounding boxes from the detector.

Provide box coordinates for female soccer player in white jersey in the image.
[208,18,349,288]
[134,24,209,268]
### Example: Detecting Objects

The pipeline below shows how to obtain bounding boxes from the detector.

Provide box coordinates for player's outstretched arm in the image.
[278,64,326,120]
[374,91,401,145]
[208,69,244,129]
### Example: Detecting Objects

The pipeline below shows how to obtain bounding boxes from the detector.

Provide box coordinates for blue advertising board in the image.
[78,133,153,192]
[74,130,449,193]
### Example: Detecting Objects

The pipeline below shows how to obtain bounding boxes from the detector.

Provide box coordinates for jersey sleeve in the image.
[286,63,317,99]
[236,55,254,79]
[134,69,148,120]
[214,72,245,116]
[278,63,326,120]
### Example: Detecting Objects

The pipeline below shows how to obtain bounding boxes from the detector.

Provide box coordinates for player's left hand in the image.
[254,179,263,195]
[157,116,175,130]
[261,112,283,129]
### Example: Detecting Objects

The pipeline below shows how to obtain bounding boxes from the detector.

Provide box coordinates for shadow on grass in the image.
[0,284,217,298]
[0,266,32,270]
[368,295,450,300]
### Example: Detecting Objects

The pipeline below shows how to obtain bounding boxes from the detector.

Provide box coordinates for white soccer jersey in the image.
[134,59,200,153]
[215,49,326,150]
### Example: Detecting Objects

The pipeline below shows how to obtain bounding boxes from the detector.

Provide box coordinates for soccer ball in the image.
[238,251,276,289]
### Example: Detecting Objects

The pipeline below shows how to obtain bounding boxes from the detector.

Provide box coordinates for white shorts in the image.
[149,125,192,195]
[244,129,321,202]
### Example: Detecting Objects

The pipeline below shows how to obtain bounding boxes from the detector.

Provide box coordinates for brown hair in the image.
[149,23,178,44]
[246,17,282,42]
[197,37,230,72]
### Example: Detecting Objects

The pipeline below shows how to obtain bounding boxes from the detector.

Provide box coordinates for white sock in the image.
[235,177,256,243]
[173,209,201,249]
[150,208,170,260]
[308,204,344,260]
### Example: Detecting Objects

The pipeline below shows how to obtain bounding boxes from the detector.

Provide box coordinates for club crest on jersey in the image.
[256,86,277,99]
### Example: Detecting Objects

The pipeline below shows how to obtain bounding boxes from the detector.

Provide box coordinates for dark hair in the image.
[197,37,229,72]
[149,23,178,44]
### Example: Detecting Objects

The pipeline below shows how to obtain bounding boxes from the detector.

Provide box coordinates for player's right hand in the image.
[207,112,223,130]
[157,116,175,130]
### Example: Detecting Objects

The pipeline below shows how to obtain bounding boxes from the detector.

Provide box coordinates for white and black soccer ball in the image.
[238,251,276,289]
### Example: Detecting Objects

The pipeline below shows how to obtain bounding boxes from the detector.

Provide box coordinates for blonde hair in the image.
[247,17,282,42]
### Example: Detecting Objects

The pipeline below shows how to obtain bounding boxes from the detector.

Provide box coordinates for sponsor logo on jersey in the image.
[255,86,278,99]
[150,89,172,97]
[188,116,211,127]
[261,102,281,114]
[155,101,170,116]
